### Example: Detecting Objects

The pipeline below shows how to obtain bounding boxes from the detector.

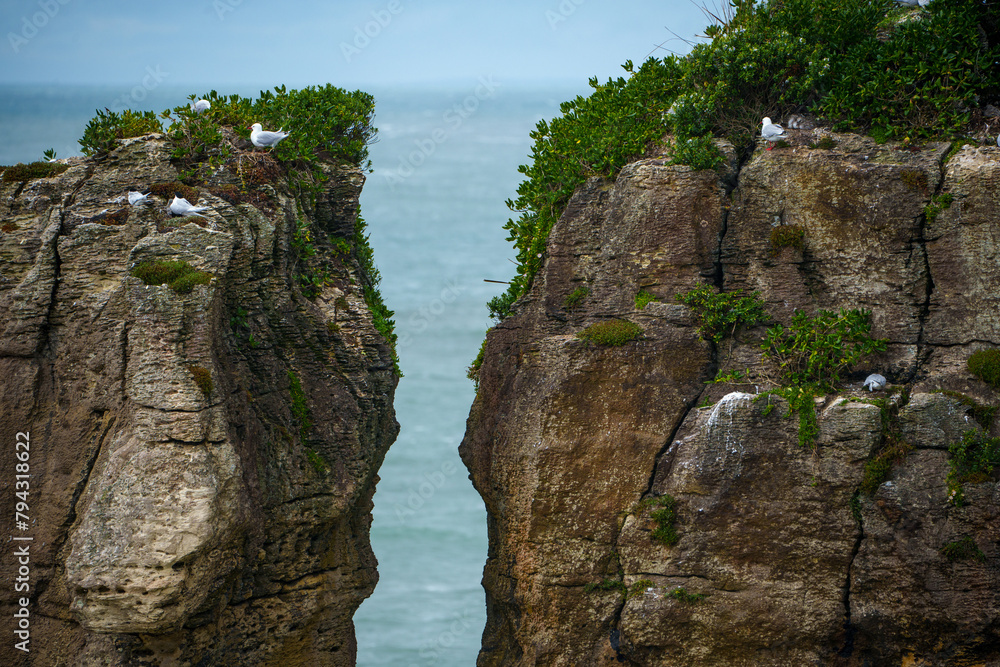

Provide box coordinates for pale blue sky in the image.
[1,1,708,87]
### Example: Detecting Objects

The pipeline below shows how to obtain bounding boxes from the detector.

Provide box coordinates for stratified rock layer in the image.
[462,135,1000,665]
[0,135,398,666]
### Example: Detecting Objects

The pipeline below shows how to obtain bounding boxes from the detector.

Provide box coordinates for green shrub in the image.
[0,161,69,182]
[564,285,590,310]
[131,260,213,294]
[677,285,768,344]
[353,212,399,376]
[644,495,679,546]
[79,109,162,156]
[187,365,213,397]
[946,428,1000,506]
[968,349,1000,389]
[763,309,887,392]
[577,319,643,346]
[941,536,986,562]
[635,290,658,310]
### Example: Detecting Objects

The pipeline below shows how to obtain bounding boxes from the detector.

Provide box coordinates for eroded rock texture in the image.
[0,135,398,666]
[462,134,1000,665]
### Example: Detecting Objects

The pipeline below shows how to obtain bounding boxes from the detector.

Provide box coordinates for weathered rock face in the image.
[0,135,398,665]
[462,134,1000,665]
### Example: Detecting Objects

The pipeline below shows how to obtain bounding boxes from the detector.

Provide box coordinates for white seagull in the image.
[863,374,887,392]
[761,117,787,150]
[250,123,290,150]
[191,99,211,113]
[128,191,150,206]
[169,195,210,217]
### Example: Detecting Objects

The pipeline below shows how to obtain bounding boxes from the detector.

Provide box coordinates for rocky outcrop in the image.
[0,135,398,665]
[462,133,1000,665]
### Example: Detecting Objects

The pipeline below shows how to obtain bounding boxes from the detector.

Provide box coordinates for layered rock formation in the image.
[0,135,398,665]
[462,132,1000,665]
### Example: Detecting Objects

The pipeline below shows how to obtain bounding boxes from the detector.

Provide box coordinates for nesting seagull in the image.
[761,117,787,150]
[191,99,211,113]
[895,0,931,6]
[863,373,887,392]
[250,123,290,150]
[169,195,209,217]
[128,191,150,206]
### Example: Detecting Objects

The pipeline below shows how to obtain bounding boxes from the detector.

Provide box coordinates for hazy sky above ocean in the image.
[1,0,707,87]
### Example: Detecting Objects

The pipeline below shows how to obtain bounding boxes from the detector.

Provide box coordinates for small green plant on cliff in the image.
[577,319,643,347]
[583,578,628,595]
[353,212,400,376]
[627,579,656,599]
[769,225,805,256]
[968,349,1000,390]
[946,428,1000,506]
[564,284,590,310]
[467,338,488,391]
[288,370,312,443]
[859,393,913,495]
[923,192,953,224]
[642,494,679,547]
[900,169,929,195]
[941,536,986,562]
[635,290,658,310]
[305,448,329,474]
[0,161,69,183]
[677,285,768,345]
[187,365,213,398]
[131,260,213,294]
[79,109,163,156]
[667,587,706,604]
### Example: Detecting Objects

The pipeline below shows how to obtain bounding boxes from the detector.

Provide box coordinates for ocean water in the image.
[0,81,581,665]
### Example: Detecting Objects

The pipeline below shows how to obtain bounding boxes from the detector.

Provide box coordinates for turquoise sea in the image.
[0,81,582,665]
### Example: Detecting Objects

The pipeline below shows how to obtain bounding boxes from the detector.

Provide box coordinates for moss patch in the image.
[564,284,590,310]
[635,290,657,310]
[148,181,200,204]
[131,260,213,294]
[577,319,643,347]
[187,365,213,397]
[941,536,986,562]
[769,225,805,256]
[968,349,1000,390]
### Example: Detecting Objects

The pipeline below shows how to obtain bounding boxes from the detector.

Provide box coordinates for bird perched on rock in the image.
[128,191,150,206]
[169,195,209,217]
[895,0,931,6]
[250,123,290,150]
[863,373,887,392]
[761,117,787,150]
[191,99,211,113]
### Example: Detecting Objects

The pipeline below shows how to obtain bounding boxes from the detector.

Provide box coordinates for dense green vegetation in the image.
[946,428,1000,506]
[80,85,398,375]
[968,349,1000,389]
[677,285,768,344]
[488,0,1000,320]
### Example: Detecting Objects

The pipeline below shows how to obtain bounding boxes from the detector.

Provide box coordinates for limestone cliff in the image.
[0,134,398,665]
[462,131,1000,665]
